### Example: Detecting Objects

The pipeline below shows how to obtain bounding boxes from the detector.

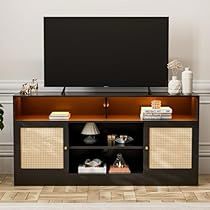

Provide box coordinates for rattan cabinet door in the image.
[20,127,64,169]
[149,127,192,169]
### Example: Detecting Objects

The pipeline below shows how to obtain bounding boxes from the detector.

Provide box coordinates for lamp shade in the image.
[81,122,100,135]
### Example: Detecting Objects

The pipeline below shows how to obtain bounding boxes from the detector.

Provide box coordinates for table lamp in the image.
[81,122,100,144]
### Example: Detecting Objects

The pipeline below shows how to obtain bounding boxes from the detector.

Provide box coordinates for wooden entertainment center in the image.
[13,92,199,186]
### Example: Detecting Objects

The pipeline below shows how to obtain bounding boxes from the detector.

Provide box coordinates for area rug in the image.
[1,203,210,210]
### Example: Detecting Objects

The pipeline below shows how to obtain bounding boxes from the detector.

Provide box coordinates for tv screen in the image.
[44,17,168,87]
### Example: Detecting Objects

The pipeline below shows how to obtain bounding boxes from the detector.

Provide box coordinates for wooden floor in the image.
[1,175,210,203]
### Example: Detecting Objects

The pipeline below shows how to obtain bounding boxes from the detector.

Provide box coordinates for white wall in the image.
[0,0,210,80]
[0,0,210,174]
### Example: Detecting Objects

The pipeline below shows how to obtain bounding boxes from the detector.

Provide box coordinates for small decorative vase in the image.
[168,76,181,95]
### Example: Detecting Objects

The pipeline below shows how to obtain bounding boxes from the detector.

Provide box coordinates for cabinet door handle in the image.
[145,146,149,151]
[103,97,109,108]
[64,146,68,150]
[106,101,109,108]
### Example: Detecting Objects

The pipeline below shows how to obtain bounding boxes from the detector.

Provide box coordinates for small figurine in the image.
[20,83,31,95]
[109,153,131,173]
[30,78,38,92]
[20,79,39,95]
[113,153,127,168]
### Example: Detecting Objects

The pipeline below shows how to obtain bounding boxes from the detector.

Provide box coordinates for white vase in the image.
[182,67,193,95]
[168,76,181,95]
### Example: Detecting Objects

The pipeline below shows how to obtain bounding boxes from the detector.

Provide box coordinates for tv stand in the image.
[13,92,199,186]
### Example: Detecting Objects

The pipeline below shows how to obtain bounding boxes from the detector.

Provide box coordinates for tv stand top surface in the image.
[14,92,199,97]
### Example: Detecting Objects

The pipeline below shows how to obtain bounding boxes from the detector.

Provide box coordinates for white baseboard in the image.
[199,157,210,174]
[0,157,13,174]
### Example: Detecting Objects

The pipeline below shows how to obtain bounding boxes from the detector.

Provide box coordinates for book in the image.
[78,164,107,174]
[49,116,70,120]
[49,111,71,117]
[140,106,173,114]
[141,113,172,117]
[49,111,71,120]
[141,115,172,120]
[140,106,173,120]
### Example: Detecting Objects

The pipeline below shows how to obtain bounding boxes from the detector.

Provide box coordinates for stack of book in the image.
[140,106,172,120]
[49,111,71,120]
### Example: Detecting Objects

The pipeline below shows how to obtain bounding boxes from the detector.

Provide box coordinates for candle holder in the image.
[107,134,116,146]
[151,100,161,109]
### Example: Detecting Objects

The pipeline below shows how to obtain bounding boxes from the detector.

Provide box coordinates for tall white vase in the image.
[182,67,193,95]
[168,76,181,95]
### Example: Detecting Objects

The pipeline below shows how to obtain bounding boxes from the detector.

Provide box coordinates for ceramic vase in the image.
[168,76,181,95]
[182,67,193,95]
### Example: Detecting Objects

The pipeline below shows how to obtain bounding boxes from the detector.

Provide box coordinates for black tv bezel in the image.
[44,17,169,87]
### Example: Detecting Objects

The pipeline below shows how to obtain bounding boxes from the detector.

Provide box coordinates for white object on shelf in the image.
[50,111,70,117]
[182,67,193,95]
[85,158,102,167]
[141,115,172,120]
[78,164,107,174]
[140,106,173,120]
[81,122,100,135]
[168,76,181,95]
[49,111,71,120]
[141,106,172,114]
[140,113,172,120]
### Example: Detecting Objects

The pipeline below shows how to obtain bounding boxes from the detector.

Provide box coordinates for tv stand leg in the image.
[61,87,66,95]
[148,87,152,95]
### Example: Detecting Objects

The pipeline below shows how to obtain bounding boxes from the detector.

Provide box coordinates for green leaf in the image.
[0,122,4,130]
[0,109,4,115]
[0,104,4,131]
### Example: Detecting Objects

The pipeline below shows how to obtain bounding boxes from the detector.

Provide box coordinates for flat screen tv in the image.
[44,17,168,87]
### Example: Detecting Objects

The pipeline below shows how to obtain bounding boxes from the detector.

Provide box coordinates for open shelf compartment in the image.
[69,149,143,174]
[14,95,199,122]
[69,122,143,147]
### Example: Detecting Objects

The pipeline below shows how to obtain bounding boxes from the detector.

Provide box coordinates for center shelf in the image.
[69,145,143,150]
[68,122,144,174]
[69,122,143,147]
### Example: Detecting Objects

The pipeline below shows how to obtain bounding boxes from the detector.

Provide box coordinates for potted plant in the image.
[167,60,183,95]
[0,104,4,130]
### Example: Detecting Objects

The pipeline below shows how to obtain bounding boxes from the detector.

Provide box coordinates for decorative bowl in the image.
[84,158,102,167]
[115,135,134,144]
